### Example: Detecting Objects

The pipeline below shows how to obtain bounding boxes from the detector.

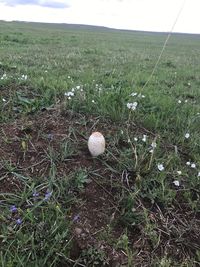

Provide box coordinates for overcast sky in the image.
[0,0,199,34]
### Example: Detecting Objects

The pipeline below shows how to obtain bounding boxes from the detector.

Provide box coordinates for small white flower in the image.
[198,172,200,177]
[141,95,145,98]
[151,141,157,148]
[67,76,71,79]
[186,161,191,166]
[191,163,196,169]
[177,171,182,175]
[149,149,154,153]
[92,100,95,103]
[44,70,48,73]
[128,138,131,143]
[188,82,191,86]
[127,103,131,109]
[178,100,182,104]
[142,135,147,142]
[1,73,7,80]
[68,96,71,100]
[185,133,190,139]
[64,91,74,97]
[127,102,138,110]
[173,180,180,187]
[157,163,164,171]
[2,98,6,102]
[185,100,188,103]
[134,137,138,142]
[76,85,81,90]
[130,92,137,97]
[21,74,27,80]
[133,102,138,107]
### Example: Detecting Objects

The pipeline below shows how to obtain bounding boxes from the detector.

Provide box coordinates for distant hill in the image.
[1,20,200,38]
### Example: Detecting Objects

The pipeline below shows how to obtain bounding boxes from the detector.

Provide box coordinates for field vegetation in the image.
[0,21,200,266]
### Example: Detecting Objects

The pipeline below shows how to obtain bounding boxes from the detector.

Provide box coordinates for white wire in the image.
[141,0,187,90]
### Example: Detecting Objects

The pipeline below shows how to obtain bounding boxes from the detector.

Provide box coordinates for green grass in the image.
[0,21,200,266]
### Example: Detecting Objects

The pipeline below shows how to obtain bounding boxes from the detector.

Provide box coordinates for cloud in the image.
[2,0,70,8]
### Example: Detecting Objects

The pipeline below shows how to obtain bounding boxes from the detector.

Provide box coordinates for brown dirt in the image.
[0,108,129,265]
[0,107,199,266]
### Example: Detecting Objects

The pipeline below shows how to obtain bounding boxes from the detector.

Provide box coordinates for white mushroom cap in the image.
[88,132,105,157]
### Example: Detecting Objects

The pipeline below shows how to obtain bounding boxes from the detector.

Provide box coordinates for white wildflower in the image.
[130,92,137,97]
[186,161,191,166]
[137,93,145,98]
[2,98,6,102]
[157,163,164,171]
[177,171,182,175]
[142,135,147,142]
[1,73,7,80]
[127,103,132,109]
[173,180,180,187]
[178,100,182,104]
[21,74,27,80]
[64,91,74,97]
[191,163,196,169]
[198,172,200,177]
[127,102,138,110]
[185,100,188,103]
[185,133,190,139]
[92,100,95,103]
[151,141,157,148]
[134,137,138,142]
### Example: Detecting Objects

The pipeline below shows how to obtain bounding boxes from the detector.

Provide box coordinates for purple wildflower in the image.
[10,205,17,213]
[16,218,22,225]
[47,134,53,140]
[44,191,52,201]
[33,191,39,197]
[73,214,80,223]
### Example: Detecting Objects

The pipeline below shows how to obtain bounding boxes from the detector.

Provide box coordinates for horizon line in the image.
[1,19,200,36]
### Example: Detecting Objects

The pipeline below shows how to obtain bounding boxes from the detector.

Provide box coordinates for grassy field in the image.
[0,21,200,266]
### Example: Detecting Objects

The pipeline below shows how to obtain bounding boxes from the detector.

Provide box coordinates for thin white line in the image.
[141,0,187,90]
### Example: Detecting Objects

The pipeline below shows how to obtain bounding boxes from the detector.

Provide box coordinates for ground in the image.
[0,21,200,266]
[1,106,199,266]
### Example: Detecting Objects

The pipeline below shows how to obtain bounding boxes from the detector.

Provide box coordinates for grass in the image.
[0,20,200,266]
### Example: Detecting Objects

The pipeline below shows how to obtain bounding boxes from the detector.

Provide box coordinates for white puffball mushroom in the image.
[88,132,105,157]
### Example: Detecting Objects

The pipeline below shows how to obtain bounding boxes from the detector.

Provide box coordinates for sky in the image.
[0,0,199,34]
